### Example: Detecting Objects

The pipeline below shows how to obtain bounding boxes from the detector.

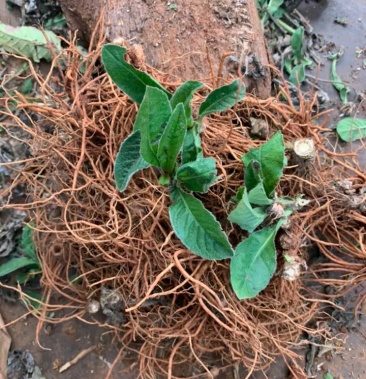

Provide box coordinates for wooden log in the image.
[59,0,272,98]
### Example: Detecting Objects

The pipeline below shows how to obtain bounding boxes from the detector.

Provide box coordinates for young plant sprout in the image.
[102,43,305,299]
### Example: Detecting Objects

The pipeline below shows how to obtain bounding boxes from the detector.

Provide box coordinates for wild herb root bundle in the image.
[1,27,365,379]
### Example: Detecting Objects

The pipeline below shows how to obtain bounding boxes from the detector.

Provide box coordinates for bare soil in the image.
[0,298,137,379]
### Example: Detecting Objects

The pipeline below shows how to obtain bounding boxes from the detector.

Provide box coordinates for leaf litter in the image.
[0,23,61,63]
[0,13,366,379]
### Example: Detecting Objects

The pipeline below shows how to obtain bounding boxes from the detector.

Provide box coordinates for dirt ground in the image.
[298,0,366,172]
[0,298,138,379]
[1,0,366,378]
[299,1,366,378]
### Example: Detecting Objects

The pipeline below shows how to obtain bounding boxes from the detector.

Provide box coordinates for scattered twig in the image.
[59,345,97,373]
[0,313,11,379]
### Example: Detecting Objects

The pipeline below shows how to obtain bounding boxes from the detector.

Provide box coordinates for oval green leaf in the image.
[244,159,263,193]
[20,78,33,94]
[291,27,304,61]
[243,132,285,196]
[102,44,171,104]
[336,117,366,142]
[228,189,267,233]
[114,131,150,192]
[248,182,274,206]
[198,79,245,119]
[170,81,203,126]
[157,103,187,173]
[177,157,217,193]
[268,0,284,15]
[20,224,37,260]
[289,63,306,85]
[134,86,172,166]
[181,125,202,164]
[169,188,234,260]
[0,257,38,278]
[230,222,281,299]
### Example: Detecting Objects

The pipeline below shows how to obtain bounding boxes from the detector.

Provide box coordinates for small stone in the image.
[282,256,304,281]
[87,299,101,314]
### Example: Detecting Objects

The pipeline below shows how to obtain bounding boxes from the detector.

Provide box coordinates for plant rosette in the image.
[102,44,304,300]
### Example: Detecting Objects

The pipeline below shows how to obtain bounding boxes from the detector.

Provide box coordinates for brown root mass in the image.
[1,26,365,379]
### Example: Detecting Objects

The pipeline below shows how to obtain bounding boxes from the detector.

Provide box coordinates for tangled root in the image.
[1,20,365,379]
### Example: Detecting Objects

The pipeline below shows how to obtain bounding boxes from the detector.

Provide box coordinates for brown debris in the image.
[0,313,11,379]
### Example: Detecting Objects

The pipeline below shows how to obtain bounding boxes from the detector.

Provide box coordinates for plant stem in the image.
[276,18,296,35]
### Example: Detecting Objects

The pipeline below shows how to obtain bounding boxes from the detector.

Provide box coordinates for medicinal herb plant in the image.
[228,132,303,298]
[102,44,298,299]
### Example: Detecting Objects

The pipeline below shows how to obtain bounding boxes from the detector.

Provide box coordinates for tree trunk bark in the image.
[59,0,271,98]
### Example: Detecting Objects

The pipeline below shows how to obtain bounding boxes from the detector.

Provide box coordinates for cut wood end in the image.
[293,138,315,159]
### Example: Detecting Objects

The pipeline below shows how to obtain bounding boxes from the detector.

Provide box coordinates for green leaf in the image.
[134,86,172,166]
[289,55,312,85]
[102,44,171,104]
[181,125,202,164]
[169,188,234,260]
[228,189,267,233]
[243,132,285,196]
[170,81,203,126]
[0,257,38,277]
[248,182,273,205]
[114,131,150,191]
[267,0,284,15]
[336,117,366,142]
[168,3,178,10]
[323,373,334,379]
[328,51,349,104]
[283,58,293,75]
[0,22,62,62]
[20,224,37,260]
[23,290,43,310]
[177,157,217,193]
[158,174,171,186]
[230,222,281,299]
[20,78,33,94]
[198,79,245,119]
[272,7,286,19]
[232,187,244,203]
[289,63,306,85]
[16,271,39,285]
[244,159,263,193]
[157,103,187,173]
[43,13,67,30]
[291,27,304,61]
